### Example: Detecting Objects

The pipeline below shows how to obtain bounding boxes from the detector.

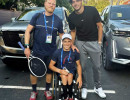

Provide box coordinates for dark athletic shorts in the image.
[30,52,53,76]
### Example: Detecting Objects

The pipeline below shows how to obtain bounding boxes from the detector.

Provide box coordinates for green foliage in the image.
[83,0,110,13]
[0,0,15,5]
[0,0,73,12]
[33,0,73,12]
[56,0,73,12]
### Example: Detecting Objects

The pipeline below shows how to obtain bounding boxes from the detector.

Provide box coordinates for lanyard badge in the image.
[61,49,71,73]
[44,13,54,44]
[46,34,52,43]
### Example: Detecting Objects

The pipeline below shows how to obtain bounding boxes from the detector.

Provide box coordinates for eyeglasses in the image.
[71,0,82,4]
[47,1,56,6]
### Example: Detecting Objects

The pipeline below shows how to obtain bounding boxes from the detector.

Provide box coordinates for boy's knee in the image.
[68,73,73,78]
[60,75,68,79]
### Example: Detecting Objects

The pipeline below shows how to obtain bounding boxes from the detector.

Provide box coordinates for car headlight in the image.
[112,30,126,36]
[112,40,117,58]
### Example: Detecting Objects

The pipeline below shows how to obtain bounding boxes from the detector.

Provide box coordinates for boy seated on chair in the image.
[49,34,82,100]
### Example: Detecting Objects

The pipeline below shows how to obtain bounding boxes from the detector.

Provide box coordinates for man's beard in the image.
[45,7,54,13]
[74,5,82,12]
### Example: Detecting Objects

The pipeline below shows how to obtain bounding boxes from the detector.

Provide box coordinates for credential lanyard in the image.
[61,48,71,69]
[44,13,54,35]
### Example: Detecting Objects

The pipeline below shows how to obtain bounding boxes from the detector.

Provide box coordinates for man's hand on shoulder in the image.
[71,44,79,53]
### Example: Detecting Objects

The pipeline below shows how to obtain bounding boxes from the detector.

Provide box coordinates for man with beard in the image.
[68,0,106,99]
[24,0,63,100]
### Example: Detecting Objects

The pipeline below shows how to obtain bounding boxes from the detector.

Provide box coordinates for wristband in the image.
[25,44,29,46]
[24,44,29,48]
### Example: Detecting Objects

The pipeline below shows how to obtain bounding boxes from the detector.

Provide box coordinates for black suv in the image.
[0,7,70,65]
[101,5,130,70]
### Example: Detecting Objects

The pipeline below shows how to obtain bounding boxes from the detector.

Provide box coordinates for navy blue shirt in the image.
[51,48,80,72]
[29,12,63,56]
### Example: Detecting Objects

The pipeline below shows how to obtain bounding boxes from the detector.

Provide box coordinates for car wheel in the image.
[102,41,114,70]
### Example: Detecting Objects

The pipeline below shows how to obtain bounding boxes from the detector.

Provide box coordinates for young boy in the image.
[49,34,82,100]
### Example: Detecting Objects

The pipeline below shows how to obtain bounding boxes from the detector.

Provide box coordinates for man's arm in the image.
[96,22,103,45]
[24,24,34,58]
[49,60,69,75]
[71,29,76,44]
[58,33,63,48]
[71,29,79,52]
[59,33,64,39]
[76,60,82,88]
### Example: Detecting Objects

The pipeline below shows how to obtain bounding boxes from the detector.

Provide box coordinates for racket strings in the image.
[29,58,46,76]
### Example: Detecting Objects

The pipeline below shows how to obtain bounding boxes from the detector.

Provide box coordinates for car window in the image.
[17,9,43,21]
[53,8,63,20]
[17,8,63,21]
[110,6,130,20]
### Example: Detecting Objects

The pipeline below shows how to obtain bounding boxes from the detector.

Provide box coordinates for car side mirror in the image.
[11,17,16,22]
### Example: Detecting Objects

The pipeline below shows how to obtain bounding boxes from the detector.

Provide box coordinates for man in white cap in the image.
[49,34,82,100]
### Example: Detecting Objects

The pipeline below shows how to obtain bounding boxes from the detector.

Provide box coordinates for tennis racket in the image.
[18,42,47,77]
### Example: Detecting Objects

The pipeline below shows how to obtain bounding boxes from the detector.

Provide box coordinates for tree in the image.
[0,0,73,12]
[0,0,9,5]
[56,0,73,12]
[83,0,110,12]
[0,0,15,9]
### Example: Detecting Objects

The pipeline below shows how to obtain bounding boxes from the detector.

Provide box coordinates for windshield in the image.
[17,8,63,21]
[110,6,130,20]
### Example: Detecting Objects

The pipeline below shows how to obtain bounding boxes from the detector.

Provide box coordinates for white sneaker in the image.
[94,87,106,98]
[81,88,88,99]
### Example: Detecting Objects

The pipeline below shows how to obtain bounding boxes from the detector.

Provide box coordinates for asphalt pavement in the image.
[0,59,130,100]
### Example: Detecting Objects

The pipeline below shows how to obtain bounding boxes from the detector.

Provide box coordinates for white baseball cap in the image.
[62,34,72,40]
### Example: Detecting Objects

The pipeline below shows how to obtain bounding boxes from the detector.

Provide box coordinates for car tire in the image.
[102,41,115,70]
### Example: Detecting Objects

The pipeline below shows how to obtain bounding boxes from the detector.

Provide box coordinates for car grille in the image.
[114,31,130,36]
[2,31,24,48]
[125,31,130,36]
[117,54,130,59]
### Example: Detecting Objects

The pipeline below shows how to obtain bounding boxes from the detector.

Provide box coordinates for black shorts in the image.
[31,52,53,75]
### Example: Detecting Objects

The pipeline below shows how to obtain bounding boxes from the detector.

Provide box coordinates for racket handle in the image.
[18,41,25,51]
